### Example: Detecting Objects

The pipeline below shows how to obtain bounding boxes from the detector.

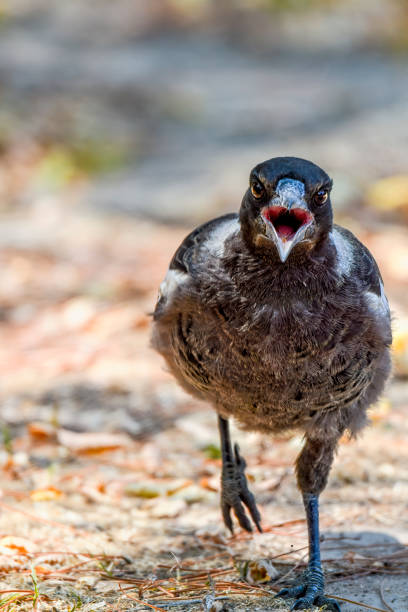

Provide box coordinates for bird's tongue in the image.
[276,224,295,239]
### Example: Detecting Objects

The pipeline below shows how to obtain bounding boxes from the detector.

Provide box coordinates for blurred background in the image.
[1,1,408,610]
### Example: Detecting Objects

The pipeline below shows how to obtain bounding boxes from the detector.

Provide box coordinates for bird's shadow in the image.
[320,529,404,560]
[319,530,406,612]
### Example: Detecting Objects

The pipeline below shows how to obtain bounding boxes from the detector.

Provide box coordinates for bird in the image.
[151,156,392,611]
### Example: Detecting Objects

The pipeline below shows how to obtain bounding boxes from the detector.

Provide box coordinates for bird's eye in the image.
[314,189,328,206]
[250,181,265,199]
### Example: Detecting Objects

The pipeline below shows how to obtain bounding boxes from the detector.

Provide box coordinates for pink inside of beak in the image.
[263,206,312,240]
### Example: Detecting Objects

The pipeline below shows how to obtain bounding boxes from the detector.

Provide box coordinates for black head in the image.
[240,157,333,262]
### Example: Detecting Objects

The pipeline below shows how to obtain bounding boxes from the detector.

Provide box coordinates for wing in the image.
[333,224,390,322]
[154,213,239,319]
[169,213,238,275]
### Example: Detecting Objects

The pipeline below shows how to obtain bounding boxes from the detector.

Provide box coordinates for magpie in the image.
[152,157,392,610]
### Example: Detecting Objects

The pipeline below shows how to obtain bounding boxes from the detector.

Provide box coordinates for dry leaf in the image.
[237,558,279,584]
[125,484,162,499]
[30,486,63,501]
[166,479,193,496]
[199,476,219,492]
[57,429,132,454]
[28,421,56,441]
[0,535,37,554]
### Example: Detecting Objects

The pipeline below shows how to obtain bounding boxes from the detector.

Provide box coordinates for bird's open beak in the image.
[260,179,314,262]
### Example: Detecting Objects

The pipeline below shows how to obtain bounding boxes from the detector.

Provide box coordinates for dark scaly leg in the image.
[218,415,262,533]
[277,435,341,611]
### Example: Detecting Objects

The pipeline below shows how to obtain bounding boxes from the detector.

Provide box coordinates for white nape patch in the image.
[157,268,187,303]
[330,228,353,277]
[204,217,240,258]
[365,281,390,317]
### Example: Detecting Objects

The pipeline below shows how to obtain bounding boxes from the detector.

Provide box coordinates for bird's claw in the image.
[275,586,305,600]
[289,596,340,611]
[277,590,340,611]
[221,443,262,534]
[276,568,340,611]
[314,596,341,611]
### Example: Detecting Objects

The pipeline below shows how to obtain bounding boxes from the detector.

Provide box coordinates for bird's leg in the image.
[277,435,341,611]
[218,415,262,533]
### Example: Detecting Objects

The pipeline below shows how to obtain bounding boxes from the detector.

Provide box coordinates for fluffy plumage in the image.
[152,157,392,610]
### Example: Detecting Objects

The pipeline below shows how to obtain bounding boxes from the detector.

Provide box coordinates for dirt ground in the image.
[0,202,407,611]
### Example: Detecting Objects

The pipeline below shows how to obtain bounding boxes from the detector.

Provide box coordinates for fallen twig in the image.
[379,579,395,612]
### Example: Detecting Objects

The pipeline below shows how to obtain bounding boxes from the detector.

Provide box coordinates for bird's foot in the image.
[276,566,340,611]
[221,443,262,533]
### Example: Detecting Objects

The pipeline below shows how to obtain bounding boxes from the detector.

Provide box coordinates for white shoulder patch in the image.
[157,268,187,303]
[365,280,390,318]
[330,228,353,277]
[204,217,240,258]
